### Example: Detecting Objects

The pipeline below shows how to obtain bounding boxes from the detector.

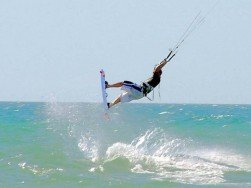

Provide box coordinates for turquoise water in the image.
[0,102,251,187]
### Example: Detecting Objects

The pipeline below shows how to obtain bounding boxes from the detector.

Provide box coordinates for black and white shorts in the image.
[120,81,144,103]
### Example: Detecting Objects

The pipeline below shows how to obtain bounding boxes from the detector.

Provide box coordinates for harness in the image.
[142,82,162,101]
[142,82,154,96]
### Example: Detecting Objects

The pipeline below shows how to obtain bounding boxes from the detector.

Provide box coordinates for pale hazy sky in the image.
[0,0,250,104]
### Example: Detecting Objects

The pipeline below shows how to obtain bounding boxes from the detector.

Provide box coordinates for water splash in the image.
[78,133,99,162]
[105,128,249,184]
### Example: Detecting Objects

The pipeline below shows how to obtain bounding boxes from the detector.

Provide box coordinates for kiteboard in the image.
[100,69,108,110]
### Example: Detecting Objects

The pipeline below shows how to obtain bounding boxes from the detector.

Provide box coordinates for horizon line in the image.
[0,100,250,106]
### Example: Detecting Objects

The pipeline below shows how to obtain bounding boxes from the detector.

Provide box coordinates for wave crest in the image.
[105,128,248,184]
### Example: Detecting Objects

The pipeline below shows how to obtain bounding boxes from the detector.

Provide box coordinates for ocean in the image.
[0,102,251,187]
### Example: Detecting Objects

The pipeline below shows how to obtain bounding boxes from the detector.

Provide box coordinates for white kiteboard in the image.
[100,69,108,110]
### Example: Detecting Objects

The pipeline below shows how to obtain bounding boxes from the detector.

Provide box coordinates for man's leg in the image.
[109,95,122,108]
[106,82,123,89]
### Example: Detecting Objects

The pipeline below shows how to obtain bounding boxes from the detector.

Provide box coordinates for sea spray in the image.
[105,128,228,184]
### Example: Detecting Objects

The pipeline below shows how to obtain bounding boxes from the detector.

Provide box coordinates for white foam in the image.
[89,165,104,172]
[18,162,63,175]
[131,164,154,174]
[159,111,168,115]
[105,128,250,185]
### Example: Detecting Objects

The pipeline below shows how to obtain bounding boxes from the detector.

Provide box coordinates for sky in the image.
[0,0,250,104]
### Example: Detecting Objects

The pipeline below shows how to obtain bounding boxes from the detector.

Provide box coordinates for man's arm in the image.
[154,59,168,73]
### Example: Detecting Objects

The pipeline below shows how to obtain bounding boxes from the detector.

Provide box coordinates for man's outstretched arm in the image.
[154,59,168,73]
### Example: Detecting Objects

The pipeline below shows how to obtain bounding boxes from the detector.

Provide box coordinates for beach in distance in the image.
[1,102,251,187]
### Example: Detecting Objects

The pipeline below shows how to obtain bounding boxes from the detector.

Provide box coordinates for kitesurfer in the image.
[105,58,169,109]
